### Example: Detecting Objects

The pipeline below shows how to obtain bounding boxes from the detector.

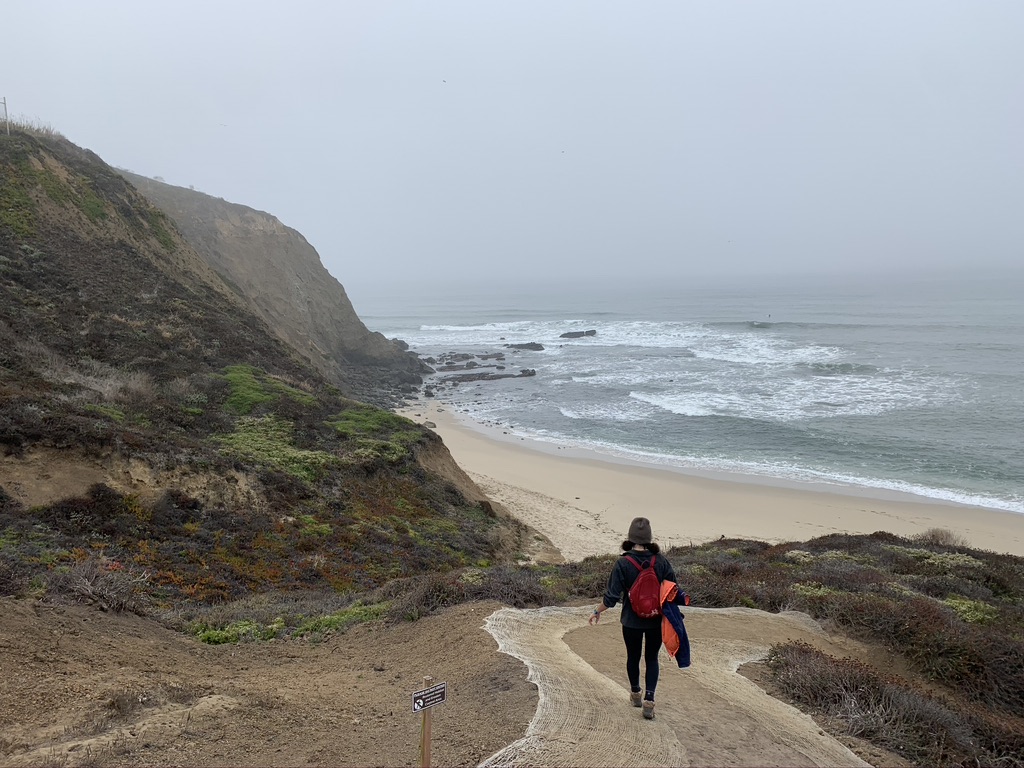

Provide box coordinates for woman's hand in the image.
[589,607,602,625]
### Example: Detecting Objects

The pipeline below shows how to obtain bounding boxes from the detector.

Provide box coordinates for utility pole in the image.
[1,98,8,136]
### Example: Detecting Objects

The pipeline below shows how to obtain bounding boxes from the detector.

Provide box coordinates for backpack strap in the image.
[624,554,654,571]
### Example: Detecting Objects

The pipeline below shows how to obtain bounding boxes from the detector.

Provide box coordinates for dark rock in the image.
[436,361,503,372]
[505,342,544,351]
[559,329,597,339]
[424,421,437,429]
[438,368,536,384]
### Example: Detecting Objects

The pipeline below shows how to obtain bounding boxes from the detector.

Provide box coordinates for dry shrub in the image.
[30,349,156,405]
[680,570,736,607]
[0,553,33,598]
[9,117,66,139]
[816,591,1024,717]
[45,557,151,614]
[18,340,69,382]
[554,556,615,599]
[36,483,138,537]
[384,564,562,622]
[386,571,469,622]
[0,485,22,516]
[911,573,994,601]
[807,558,886,592]
[768,641,1024,767]
[913,527,971,549]
[477,565,553,607]
[748,568,793,611]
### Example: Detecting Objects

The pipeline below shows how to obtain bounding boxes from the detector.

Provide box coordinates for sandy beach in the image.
[402,402,1024,560]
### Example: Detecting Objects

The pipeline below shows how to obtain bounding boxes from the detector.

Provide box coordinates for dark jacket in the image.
[663,600,691,668]
[602,549,678,629]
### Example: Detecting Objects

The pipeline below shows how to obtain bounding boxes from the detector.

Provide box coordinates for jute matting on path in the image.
[480,605,870,768]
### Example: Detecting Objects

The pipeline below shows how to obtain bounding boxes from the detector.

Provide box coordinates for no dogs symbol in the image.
[411,681,447,712]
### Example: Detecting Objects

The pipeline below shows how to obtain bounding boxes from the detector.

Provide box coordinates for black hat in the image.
[627,517,652,545]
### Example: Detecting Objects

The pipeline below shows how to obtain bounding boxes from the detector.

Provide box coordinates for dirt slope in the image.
[2,595,910,768]
[0,598,534,768]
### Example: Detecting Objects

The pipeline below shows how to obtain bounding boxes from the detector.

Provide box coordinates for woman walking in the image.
[589,517,680,720]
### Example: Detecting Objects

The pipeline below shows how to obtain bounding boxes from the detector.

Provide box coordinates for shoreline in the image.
[401,400,1024,560]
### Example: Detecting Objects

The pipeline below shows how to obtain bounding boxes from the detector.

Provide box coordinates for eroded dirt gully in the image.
[2,595,880,768]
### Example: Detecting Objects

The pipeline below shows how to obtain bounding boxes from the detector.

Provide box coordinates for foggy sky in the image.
[5,1,1023,297]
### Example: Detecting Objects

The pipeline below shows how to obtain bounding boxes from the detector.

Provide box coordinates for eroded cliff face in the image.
[122,173,424,399]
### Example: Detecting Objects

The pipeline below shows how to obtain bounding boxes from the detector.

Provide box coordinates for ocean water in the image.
[354,273,1024,514]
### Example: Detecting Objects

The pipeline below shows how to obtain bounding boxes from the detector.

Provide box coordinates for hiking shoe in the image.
[629,691,642,708]
[642,700,655,720]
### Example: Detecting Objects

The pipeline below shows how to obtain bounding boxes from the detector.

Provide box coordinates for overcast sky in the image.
[5,1,1023,296]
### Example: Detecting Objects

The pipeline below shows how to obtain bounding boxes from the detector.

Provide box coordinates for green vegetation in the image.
[0,136,108,236]
[33,166,106,221]
[297,514,332,537]
[76,182,107,221]
[36,168,72,205]
[293,601,389,639]
[188,600,388,644]
[0,173,36,239]
[328,402,417,438]
[328,402,423,464]
[790,582,837,598]
[221,365,276,414]
[193,617,285,644]
[215,415,339,481]
[143,208,176,251]
[943,595,999,624]
[83,403,126,422]
[220,364,316,414]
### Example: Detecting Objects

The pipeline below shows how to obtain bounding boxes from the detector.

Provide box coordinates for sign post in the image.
[411,677,447,768]
[2,98,8,136]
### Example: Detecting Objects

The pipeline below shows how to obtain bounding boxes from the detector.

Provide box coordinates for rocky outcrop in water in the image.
[505,342,544,351]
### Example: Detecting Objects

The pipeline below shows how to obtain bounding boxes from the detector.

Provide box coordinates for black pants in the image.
[622,625,662,697]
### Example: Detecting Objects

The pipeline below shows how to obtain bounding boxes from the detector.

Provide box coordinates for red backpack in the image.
[624,554,662,618]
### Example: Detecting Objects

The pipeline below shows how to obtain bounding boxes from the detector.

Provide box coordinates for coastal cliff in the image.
[0,126,528,605]
[120,172,426,403]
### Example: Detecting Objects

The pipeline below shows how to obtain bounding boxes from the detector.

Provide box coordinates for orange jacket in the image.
[660,580,690,666]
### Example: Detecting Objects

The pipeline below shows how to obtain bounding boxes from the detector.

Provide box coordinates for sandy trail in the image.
[481,605,870,768]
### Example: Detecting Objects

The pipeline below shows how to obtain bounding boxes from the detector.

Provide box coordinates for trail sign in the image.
[411,681,447,712]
